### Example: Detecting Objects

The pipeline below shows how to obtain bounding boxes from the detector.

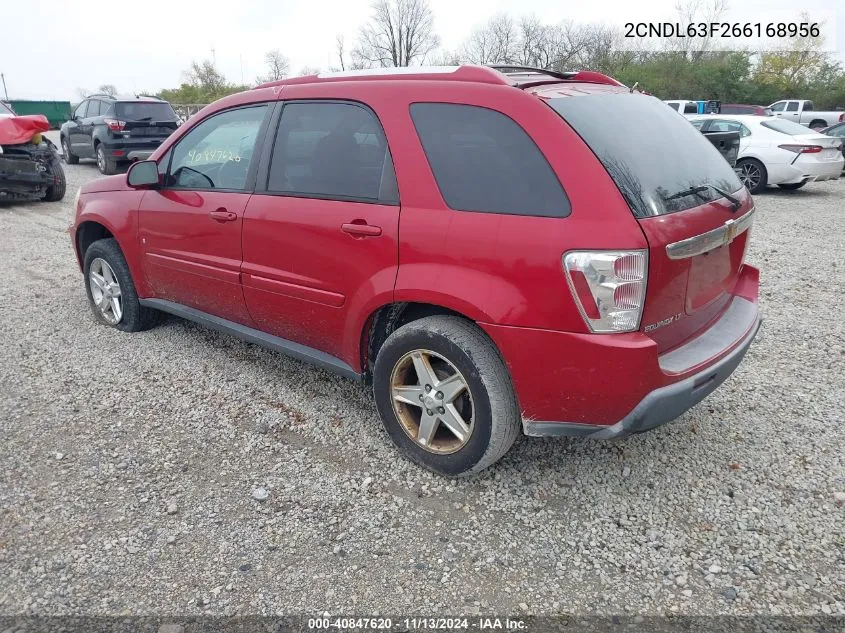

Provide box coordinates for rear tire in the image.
[61,136,79,165]
[373,315,521,476]
[96,145,118,175]
[42,162,66,201]
[83,238,160,332]
[737,158,767,194]
[809,120,827,131]
[777,182,807,191]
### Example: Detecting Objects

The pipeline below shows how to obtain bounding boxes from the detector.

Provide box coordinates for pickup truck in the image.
[769,100,845,129]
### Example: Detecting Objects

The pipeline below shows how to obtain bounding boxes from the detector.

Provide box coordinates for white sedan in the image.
[688,114,844,194]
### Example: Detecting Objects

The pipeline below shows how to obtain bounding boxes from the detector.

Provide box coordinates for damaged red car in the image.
[0,105,66,202]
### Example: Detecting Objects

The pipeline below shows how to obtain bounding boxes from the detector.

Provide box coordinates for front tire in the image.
[737,158,767,194]
[373,316,520,476]
[42,161,66,201]
[62,136,79,164]
[96,145,118,175]
[83,238,159,332]
[777,182,807,190]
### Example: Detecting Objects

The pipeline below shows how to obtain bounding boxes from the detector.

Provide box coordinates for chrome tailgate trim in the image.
[666,207,755,260]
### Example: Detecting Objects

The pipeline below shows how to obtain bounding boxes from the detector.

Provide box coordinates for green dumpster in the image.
[8,100,72,129]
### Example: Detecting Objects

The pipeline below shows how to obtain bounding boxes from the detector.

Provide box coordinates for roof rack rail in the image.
[488,65,625,89]
[135,94,163,100]
[85,93,114,99]
[488,65,577,82]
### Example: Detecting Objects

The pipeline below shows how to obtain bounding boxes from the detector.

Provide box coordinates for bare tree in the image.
[298,66,321,76]
[97,84,118,97]
[460,14,518,64]
[427,49,465,66]
[667,0,729,59]
[352,0,440,67]
[257,49,290,83]
[334,34,369,71]
[184,60,228,93]
[336,35,348,71]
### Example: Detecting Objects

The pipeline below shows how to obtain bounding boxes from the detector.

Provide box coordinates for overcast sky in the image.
[0,0,840,100]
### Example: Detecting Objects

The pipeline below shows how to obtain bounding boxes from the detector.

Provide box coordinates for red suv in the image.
[70,66,761,475]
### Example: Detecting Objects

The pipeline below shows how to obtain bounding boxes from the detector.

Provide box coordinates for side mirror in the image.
[127,160,159,188]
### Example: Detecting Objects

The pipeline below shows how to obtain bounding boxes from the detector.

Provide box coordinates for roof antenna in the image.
[630,81,639,93]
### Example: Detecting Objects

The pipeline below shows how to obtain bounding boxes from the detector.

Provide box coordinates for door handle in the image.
[341,221,382,237]
[210,208,237,222]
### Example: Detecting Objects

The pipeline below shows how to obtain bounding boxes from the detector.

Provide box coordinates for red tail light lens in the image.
[839,113,845,122]
[563,250,648,333]
[104,118,126,132]
[778,144,823,154]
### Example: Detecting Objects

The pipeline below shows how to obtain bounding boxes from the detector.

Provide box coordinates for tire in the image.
[737,158,767,194]
[96,144,118,175]
[83,238,159,332]
[42,161,66,201]
[777,182,807,191]
[809,120,827,131]
[61,136,79,165]
[372,315,520,476]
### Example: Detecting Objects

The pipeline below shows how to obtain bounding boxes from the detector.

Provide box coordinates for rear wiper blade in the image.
[136,116,153,121]
[663,184,742,211]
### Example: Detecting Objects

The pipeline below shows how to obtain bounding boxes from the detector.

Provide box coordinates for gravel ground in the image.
[0,157,843,618]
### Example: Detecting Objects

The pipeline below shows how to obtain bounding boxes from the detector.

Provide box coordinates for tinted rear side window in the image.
[549,94,742,218]
[115,102,177,121]
[683,103,698,114]
[410,103,570,217]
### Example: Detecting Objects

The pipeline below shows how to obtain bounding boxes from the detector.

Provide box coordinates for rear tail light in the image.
[778,144,822,154]
[839,113,845,122]
[104,118,126,132]
[563,250,648,333]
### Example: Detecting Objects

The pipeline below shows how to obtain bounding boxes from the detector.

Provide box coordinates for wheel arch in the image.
[360,301,488,384]
[74,220,115,269]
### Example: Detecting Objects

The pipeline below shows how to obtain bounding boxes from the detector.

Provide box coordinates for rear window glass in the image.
[410,103,570,217]
[761,118,815,135]
[549,94,742,218]
[115,102,177,121]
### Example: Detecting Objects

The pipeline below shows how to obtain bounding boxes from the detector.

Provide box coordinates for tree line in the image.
[146,0,844,109]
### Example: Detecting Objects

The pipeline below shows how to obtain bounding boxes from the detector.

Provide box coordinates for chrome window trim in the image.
[666,207,755,260]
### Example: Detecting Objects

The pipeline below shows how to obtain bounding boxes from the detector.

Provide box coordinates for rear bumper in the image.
[771,156,844,184]
[99,138,166,161]
[480,264,761,438]
[524,311,761,438]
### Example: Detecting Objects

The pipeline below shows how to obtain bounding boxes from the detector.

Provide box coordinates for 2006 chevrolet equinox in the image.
[70,65,761,475]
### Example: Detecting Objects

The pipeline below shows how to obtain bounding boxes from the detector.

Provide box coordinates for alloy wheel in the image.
[389,349,474,454]
[88,258,123,324]
[96,147,105,172]
[739,163,760,190]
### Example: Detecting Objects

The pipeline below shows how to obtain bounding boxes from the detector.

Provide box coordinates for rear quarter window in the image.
[409,103,570,217]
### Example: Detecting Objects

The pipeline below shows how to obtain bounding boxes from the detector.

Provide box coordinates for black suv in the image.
[60,95,180,175]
